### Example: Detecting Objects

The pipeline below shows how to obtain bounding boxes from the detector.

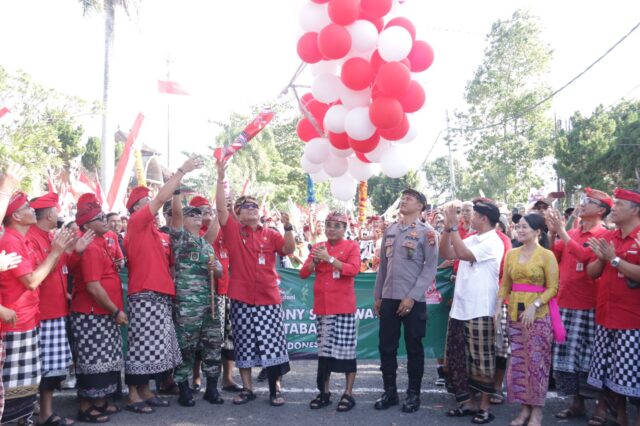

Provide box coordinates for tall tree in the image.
[368,172,420,214]
[456,9,554,204]
[82,136,102,171]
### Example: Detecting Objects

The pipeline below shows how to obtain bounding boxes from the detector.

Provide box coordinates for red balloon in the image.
[305,99,330,124]
[360,0,393,19]
[317,24,352,60]
[328,131,350,150]
[349,132,380,153]
[358,11,384,32]
[328,0,360,26]
[398,80,425,113]
[297,118,321,142]
[297,32,322,64]
[379,114,409,140]
[355,151,371,163]
[385,17,416,40]
[341,57,374,91]
[408,40,435,72]
[369,97,404,130]
[370,50,384,74]
[300,92,314,108]
[376,61,411,97]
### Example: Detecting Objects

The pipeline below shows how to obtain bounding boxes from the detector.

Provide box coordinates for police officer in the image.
[373,188,439,413]
[169,199,225,408]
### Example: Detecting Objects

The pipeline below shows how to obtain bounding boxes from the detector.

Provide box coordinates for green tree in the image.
[368,171,420,213]
[82,136,102,171]
[422,156,466,202]
[456,9,554,204]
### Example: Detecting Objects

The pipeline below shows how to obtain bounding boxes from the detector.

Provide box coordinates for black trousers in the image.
[378,299,427,392]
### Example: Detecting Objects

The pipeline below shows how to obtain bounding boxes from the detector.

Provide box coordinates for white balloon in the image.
[323,154,349,177]
[364,138,391,162]
[339,86,372,109]
[304,137,330,164]
[330,174,358,201]
[300,154,322,174]
[347,20,379,52]
[344,107,376,141]
[323,104,349,133]
[378,26,413,62]
[395,117,418,144]
[380,144,411,178]
[347,156,379,181]
[329,145,354,158]
[312,73,342,104]
[310,168,331,183]
[298,2,331,32]
[310,60,338,77]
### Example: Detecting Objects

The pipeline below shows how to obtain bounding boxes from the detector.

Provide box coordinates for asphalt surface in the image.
[39,360,620,426]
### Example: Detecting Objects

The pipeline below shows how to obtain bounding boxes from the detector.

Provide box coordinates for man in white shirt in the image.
[439,199,504,425]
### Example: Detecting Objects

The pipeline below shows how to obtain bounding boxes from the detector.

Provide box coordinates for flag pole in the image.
[166,54,172,169]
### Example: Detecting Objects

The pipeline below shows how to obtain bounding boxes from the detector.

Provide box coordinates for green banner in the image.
[278,266,454,360]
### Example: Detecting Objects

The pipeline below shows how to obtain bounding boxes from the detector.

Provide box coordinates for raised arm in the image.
[171,193,183,231]
[148,156,203,215]
[215,158,229,226]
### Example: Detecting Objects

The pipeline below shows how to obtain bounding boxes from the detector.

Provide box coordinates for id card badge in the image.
[258,254,266,265]
[62,265,69,275]
[220,250,228,259]
[576,262,584,272]
[332,270,340,279]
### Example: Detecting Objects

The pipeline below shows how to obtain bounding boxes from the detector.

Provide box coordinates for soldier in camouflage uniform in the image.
[169,203,225,407]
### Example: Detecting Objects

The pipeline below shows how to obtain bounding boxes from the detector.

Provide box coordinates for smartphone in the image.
[517,302,525,313]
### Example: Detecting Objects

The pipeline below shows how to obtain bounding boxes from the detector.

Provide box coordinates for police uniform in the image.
[374,219,439,401]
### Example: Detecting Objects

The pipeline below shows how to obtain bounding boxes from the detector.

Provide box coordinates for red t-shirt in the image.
[0,227,40,332]
[124,205,175,296]
[222,216,285,305]
[71,233,124,315]
[27,226,69,321]
[212,232,230,296]
[552,225,607,310]
[299,238,360,315]
[594,224,640,330]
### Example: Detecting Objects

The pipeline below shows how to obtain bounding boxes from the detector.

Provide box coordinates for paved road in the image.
[44,361,613,426]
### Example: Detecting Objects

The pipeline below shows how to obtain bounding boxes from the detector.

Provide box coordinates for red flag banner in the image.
[0,107,9,118]
[213,108,275,163]
[157,80,190,95]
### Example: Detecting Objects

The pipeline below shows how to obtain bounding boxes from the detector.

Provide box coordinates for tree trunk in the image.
[100,0,115,190]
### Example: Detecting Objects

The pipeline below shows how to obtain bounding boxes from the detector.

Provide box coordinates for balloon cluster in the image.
[296,0,434,201]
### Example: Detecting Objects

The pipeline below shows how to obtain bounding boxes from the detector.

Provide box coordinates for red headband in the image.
[126,186,151,210]
[613,188,640,204]
[6,192,28,217]
[30,192,59,210]
[189,195,210,208]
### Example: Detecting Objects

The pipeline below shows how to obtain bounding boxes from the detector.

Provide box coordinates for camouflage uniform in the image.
[169,228,224,384]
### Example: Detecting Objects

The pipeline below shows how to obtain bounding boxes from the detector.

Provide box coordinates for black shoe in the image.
[203,378,224,405]
[401,389,420,413]
[257,368,268,382]
[374,388,399,410]
[178,381,196,407]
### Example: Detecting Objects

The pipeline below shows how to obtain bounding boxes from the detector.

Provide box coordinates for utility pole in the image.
[166,54,172,169]
[446,110,456,200]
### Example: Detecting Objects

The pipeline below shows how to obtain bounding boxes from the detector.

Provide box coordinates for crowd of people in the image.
[0,156,638,426]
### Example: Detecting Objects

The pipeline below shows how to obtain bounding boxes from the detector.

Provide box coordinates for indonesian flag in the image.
[0,107,9,118]
[213,108,275,163]
[106,113,145,211]
[157,80,190,96]
[79,170,106,205]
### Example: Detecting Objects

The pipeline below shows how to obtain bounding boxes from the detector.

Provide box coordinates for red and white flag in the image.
[157,80,190,96]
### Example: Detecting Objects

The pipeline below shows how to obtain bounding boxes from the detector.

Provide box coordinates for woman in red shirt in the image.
[300,212,361,412]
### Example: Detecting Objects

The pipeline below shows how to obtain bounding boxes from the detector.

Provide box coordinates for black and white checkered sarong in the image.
[553,308,595,374]
[495,303,510,358]
[71,313,123,375]
[588,325,640,398]
[222,296,234,352]
[230,300,289,369]
[126,291,181,375]
[39,317,72,378]
[317,314,357,360]
[2,328,40,397]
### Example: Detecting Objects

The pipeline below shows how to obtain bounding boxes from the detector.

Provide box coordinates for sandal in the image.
[222,384,243,393]
[588,415,609,426]
[270,391,285,407]
[471,410,496,424]
[446,404,478,417]
[336,394,356,412]
[144,395,169,407]
[554,407,586,419]
[39,413,75,426]
[489,392,505,405]
[124,402,154,414]
[232,389,257,405]
[93,403,121,415]
[310,392,332,409]
[77,407,109,423]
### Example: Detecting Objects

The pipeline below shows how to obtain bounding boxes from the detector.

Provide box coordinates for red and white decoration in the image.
[295,0,434,201]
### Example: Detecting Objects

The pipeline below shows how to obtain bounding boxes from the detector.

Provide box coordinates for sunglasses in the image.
[580,197,607,208]
[87,214,107,224]
[185,212,202,218]
[239,202,259,210]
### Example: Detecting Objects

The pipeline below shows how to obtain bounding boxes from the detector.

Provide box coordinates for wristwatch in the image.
[327,256,335,265]
[533,300,542,309]
[610,256,621,267]
[446,225,458,233]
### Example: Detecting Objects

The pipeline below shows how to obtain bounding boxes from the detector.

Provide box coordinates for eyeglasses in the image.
[185,212,202,218]
[325,221,345,229]
[239,202,259,210]
[580,197,607,208]
[87,214,107,224]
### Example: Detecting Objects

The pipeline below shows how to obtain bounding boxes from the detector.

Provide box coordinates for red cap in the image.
[326,211,348,224]
[76,193,102,227]
[6,191,28,217]
[613,188,640,204]
[585,187,613,207]
[189,195,210,208]
[126,186,151,210]
[30,192,59,210]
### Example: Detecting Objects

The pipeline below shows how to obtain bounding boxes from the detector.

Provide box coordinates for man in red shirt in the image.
[0,192,73,425]
[70,193,127,423]
[587,188,640,426]
[123,156,202,413]
[545,188,611,422]
[215,159,295,406]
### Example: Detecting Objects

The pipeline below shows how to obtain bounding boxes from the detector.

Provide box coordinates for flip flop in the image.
[39,413,75,425]
[471,410,495,424]
[270,391,285,407]
[588,415,608,426]
[554,407,586,419]
[446,405,478,417]
[232,389,257,405]
[144,396,169,407]
[222,384,243,392]
[124,402,154,414]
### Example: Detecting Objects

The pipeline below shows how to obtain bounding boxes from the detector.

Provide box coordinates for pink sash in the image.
[512,283,566,343]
